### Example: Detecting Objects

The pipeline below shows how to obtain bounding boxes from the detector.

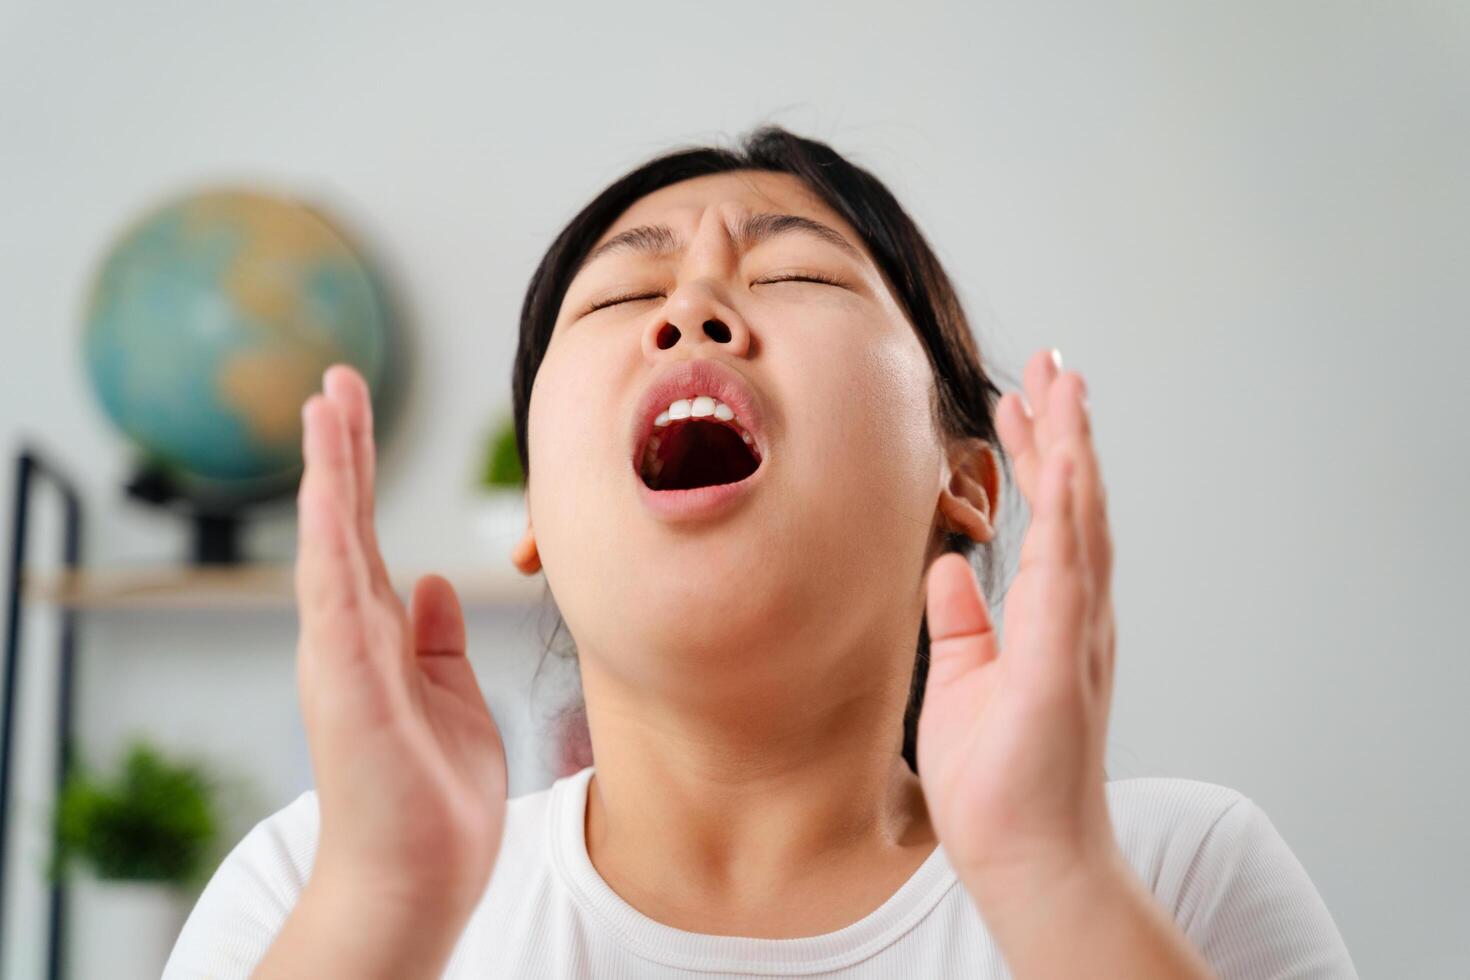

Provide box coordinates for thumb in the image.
[412,574,467,657]
[411,574,491,712]
[924,552,999,687]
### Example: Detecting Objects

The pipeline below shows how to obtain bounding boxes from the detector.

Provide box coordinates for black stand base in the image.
[125,460,249,566]
[191,511,242,565]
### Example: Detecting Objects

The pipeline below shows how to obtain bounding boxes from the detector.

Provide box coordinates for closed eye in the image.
[584,291,662,315]
[754,272,848,289]
[581,272,850,316]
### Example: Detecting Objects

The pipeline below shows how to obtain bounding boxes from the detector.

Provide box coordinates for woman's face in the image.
[525,170,950,699]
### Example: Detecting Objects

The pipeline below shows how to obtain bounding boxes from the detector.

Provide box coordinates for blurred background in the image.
[1,0,1466,976]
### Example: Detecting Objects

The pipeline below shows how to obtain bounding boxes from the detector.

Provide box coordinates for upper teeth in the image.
[656,395,736,427]
[651,394,755,446]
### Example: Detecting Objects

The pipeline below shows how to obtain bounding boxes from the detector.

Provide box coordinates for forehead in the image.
[592,169,859,248]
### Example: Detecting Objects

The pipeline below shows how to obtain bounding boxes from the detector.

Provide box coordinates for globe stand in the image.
[124,461,246,565]
[189,512,244,565]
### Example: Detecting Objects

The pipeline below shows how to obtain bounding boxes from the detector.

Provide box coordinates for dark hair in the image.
[512,124,1014,775]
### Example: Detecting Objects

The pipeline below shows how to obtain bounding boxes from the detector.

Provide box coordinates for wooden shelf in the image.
[21,563,546,611]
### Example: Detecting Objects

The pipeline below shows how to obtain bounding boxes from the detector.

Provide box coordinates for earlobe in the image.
[511,523,542,575]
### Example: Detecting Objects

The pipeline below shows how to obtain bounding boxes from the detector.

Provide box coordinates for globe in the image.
[82,188,401,560]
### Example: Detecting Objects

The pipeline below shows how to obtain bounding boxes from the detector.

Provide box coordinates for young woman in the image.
[164,127,1358,978]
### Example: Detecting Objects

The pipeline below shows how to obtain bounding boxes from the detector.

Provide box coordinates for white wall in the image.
[2,1,1466,975]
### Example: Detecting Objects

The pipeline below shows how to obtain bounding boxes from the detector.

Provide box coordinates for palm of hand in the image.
[917,350,1119,890]
[297,365,508,913]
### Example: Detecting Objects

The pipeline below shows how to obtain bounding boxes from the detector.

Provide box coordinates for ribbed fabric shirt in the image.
[163,765,1359,978]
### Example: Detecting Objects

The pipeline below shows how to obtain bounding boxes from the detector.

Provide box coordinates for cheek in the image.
[818,340,940,497]
[773,335,940,600]
[525,350,623,530]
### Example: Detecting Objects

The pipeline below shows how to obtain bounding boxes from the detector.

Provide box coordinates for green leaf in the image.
[479,415,524,488]
[48,737,219,886]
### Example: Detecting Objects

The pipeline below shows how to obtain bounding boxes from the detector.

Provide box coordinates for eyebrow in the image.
[579,212,863,270]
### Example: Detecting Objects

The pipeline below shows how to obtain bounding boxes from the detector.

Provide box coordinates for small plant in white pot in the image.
[48,737,220,980]
[475,413,528,559]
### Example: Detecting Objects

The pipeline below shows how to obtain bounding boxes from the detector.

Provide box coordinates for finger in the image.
[411,574,467,658]
[1015,448,1081,577]
[1016,449,1091,689]
[323,364,393,599]
[999,347,1063,514]
[995,390,1041,509]
[411,575,490,713]
[1046,370,1113,600]
[1022,348,1063,453]
[296,395,375,656]
[1041,372,1115,711]
[924,552,1000,685]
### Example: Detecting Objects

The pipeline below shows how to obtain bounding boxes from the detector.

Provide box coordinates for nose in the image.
[642,280,752,359]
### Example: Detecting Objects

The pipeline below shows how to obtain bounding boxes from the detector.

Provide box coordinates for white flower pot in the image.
[68,873,192,980]
[475,489,528,560]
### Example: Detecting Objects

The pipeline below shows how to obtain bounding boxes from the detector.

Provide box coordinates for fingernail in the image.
[1050,348,1063,371]
[301,399,313,432]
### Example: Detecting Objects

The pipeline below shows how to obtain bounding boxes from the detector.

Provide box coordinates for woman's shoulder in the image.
[1103,774,1273,903]
[230,771,566,887]
[162,773,575,977]
[1104,774,1250,846]
[1101,775,1359,976]
[161,787,321,977]
[492,772,564,874]
[212,785,323,899]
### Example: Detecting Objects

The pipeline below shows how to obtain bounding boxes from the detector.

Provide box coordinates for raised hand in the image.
[294,364,507,923]
[917,348,1122,901]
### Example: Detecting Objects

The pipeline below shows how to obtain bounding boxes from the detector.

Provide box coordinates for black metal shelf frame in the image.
[2,446,82,980]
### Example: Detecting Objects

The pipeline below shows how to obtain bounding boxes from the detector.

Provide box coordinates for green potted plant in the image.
[48,736,221,977]
[475,413,528,560]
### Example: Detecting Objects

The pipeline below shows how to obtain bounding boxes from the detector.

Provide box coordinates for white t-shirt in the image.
[163,766,1358,978]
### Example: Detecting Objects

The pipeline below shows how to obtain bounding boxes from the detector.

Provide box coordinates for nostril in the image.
[703,319,731,343]
[656,323,680,349]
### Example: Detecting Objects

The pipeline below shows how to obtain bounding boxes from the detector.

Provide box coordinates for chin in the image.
[631,568,809,653]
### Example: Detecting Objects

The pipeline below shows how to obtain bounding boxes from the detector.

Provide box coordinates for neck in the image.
[575,647,936,924]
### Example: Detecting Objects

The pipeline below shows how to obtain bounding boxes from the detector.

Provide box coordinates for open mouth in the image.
[639,417,763,491]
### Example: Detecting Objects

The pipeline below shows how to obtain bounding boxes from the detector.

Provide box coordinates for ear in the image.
[510,503,542,575]
[936,437,1000,544]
